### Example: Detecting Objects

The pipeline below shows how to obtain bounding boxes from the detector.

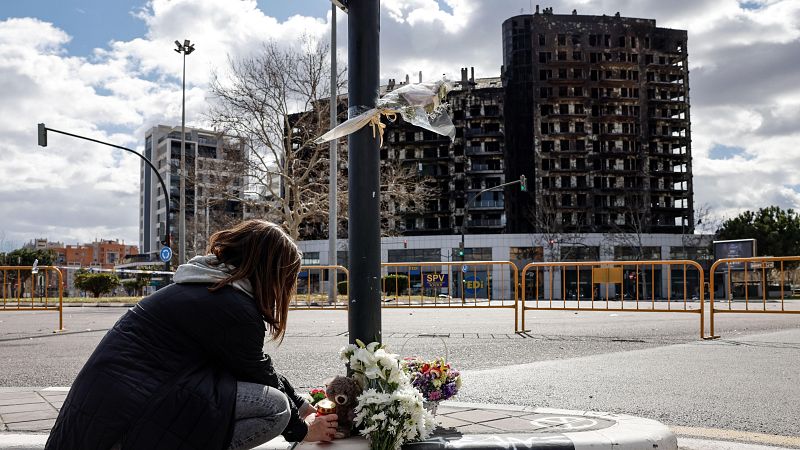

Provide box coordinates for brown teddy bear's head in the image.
[325,375,362,438]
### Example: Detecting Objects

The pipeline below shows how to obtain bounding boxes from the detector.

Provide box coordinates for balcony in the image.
[468,200,505,210]
[469,163,503,173]
[467,218,505,228]
[465,146,503,156]
[465,129,504,139]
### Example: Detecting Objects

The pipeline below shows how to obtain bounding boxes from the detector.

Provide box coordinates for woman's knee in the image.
[265,388,291,431]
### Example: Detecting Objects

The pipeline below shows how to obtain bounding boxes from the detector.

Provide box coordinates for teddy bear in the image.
[324,375,362,438]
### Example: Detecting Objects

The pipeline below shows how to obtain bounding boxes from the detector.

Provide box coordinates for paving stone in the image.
[446,409,510,423]
[453,423,500,434]
[434,405,463,415]
[0,392,42,400]
[0,394,44,407]
[2,409,59,424]
[435,415,472,429]
[0,403,55,415]
[480,416,538,432]
[6,418,55,432]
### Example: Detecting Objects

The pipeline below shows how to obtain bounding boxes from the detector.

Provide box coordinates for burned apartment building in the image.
[382,70,507,236]
[293,9,693,240]
[502,7,693,235]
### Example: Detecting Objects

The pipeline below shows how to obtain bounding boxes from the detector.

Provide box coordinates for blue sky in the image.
[0,1,330,57]
[0,1,148,56]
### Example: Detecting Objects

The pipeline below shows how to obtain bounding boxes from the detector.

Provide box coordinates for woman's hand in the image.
[303,413,338,442]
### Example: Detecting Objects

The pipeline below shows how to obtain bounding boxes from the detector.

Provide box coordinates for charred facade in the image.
[503,9,693,234]
[383,71,506,235]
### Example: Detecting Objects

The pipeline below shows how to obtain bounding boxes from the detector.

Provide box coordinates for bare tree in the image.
[207,38,341,240]
[603,191,650,260]
[681,203,718,249]
[208,38,439,240]
[528,196,588,262]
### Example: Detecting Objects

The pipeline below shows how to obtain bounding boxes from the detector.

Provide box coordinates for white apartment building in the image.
[139,125,247,260]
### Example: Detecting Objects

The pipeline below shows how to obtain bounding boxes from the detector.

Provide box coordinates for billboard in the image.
[713,239,756,271]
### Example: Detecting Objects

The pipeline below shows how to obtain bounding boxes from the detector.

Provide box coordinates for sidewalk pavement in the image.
[0,388,677,450]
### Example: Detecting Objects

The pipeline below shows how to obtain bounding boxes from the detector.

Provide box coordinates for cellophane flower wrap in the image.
[402,357,461,402]
[339,340,436,450]
[315,79,456,147]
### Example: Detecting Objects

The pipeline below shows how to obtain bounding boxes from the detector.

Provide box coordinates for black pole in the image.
[347,0,381,345]
[41,126,172,272]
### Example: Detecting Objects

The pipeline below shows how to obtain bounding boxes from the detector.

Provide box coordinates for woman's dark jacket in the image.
[45,283,308,450]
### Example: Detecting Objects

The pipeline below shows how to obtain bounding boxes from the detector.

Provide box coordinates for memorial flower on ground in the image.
[339,340,436,450]
[309,388,326,405]
[402,356,461,402]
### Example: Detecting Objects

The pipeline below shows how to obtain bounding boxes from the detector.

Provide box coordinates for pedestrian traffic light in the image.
[519,175,527,191]
[37,123,47,147]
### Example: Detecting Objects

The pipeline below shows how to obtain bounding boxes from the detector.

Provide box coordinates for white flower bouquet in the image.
[339,340,436,450]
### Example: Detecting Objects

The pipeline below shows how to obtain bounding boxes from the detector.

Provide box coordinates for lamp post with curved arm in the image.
[460,175,526,303]
[37,124,172,272]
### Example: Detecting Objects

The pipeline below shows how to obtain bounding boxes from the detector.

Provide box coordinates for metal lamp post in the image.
[328,3,339,304]
[331,0,382,345]
[174,39,195,265]
[460,176,527,303]
[37,124,172,273]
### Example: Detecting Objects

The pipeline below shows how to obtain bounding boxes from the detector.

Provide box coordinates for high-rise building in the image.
[292,10,693,241]
[502,8,692,234]
[383,70,507,236]
[139,126,246,259]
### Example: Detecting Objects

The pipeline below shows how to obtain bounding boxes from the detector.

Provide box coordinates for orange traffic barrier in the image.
[291,265,349,310]
[521,260,705,338]
[707,256,800,339]
[381,261,520,332]
[1,266,64,332]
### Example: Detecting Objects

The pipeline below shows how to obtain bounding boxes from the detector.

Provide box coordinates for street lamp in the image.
[174,39,195,265]
[328,3,339,304]
[37,124,172,272]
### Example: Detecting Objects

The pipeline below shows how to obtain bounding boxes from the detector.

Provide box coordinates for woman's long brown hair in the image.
[206,220,301,341]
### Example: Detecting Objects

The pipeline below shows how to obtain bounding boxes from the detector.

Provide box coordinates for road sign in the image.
[159,246,173,262]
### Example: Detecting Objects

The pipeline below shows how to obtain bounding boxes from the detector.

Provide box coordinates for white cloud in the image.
[1,0,799,251]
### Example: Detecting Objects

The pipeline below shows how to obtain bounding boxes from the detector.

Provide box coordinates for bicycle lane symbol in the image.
[529,416,599,431]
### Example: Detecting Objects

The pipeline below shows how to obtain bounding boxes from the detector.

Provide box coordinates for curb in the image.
[0,402,677,450]
[260,402,677,450]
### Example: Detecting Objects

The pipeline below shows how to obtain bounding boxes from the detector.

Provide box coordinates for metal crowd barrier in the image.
[291,265,350,310]
[381,261,520,332]
[521,260,705,338]
[707,256,800,339]
[0,265,64,332]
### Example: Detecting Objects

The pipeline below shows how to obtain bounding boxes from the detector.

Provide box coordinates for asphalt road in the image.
[1,306,799,441]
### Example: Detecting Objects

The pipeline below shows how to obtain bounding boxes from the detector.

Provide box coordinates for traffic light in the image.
[457,241,464,257]
[519,175,527,191]
[403,239,408,249]
[38,123,47,147]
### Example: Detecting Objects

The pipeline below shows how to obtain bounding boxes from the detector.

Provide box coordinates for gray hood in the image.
[172,254,253,297]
